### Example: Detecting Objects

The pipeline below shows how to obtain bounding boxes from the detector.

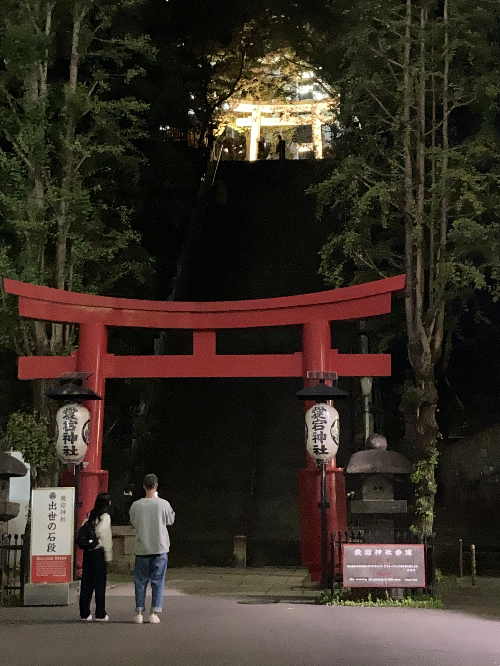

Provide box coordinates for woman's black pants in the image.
[79,548,107,619]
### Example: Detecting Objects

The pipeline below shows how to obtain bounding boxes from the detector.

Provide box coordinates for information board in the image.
[343,543,425,588]
[31,487,75,584]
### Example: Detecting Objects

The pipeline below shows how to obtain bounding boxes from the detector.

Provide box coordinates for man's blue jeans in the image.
[134,553,169,613]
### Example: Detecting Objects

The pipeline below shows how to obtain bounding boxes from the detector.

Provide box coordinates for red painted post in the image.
[75,322,108,575]
[301,320,331,469]
[299,320,348,581]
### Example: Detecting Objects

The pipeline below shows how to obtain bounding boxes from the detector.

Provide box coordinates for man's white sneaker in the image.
[81,615,92,621]
[134,613,143,624]
[149,612,160,624]
[95,615,109,622]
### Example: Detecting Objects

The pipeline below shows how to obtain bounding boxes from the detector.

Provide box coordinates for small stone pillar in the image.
[233,535,247,568]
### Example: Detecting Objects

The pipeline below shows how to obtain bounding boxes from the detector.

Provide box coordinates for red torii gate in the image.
[4,274,404,579]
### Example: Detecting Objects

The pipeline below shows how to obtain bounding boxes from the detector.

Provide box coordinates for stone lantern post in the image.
[0,450,28,529]
[345,434,413,543]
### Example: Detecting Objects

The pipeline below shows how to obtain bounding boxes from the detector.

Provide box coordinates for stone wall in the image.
[109,525,135,573]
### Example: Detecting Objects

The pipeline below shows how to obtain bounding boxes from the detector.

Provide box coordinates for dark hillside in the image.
[180,160,338,302]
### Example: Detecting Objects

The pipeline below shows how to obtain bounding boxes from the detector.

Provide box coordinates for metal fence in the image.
[0,533,27,605]
[330,528,436,596]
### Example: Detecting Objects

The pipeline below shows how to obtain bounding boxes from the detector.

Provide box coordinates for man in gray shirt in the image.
[129,474,175,624]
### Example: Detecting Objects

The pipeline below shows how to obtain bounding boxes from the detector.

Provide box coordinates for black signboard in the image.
[343,543,425,588]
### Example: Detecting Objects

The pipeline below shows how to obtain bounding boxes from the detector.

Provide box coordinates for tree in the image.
[311,0,500,534]
[172,16,280,149]
[0,0,153,418]
[4,411,58,487]
[166,0,322,149]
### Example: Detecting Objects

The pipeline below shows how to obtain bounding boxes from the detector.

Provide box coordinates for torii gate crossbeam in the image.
[4,274,405,580]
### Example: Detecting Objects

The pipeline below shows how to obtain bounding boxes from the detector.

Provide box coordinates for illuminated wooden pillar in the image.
[312,107,323,159]
[249,106,262,162]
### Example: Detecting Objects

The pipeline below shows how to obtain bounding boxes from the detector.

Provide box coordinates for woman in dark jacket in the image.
[79,493,113,621]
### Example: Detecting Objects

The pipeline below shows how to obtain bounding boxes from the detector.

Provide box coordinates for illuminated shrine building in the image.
[219,69,337,161]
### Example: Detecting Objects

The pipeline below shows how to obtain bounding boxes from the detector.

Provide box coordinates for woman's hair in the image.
[88,492,111,523]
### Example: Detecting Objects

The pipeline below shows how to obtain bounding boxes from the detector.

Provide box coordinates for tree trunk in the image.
[55,2,86,294]
[402,0,440,536]
[412,369,439,536]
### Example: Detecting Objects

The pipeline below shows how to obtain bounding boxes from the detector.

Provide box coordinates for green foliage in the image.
[174,15,277,142]
[0,0,153,363]
[172,2,321,145]
[307,0,500,534]
[4,411,58,481]
[410,450,439,535]
[411,451,440,487]
[318,588,442,608]
[397,380,424,412]
[310,0,500,295]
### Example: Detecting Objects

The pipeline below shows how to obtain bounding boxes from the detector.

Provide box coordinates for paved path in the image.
[2,569,500,666]
[114,565,320,599]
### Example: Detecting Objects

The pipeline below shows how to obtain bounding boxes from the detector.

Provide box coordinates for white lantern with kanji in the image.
[305,403,340,462]
[55,403,90,464]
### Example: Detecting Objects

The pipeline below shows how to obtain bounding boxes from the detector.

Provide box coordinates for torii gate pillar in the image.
[78,323,109,516]
[300,321,347,580]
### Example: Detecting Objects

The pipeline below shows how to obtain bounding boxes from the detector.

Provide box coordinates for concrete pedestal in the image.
[24,582,78,606]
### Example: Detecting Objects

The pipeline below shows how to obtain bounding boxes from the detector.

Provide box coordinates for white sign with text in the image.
[342,543,425,588]
[31,487,75,584]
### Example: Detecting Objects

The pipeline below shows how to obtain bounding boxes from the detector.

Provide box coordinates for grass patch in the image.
[434,574,459,589]
[317,588,442,608]
[435,575,500,618]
